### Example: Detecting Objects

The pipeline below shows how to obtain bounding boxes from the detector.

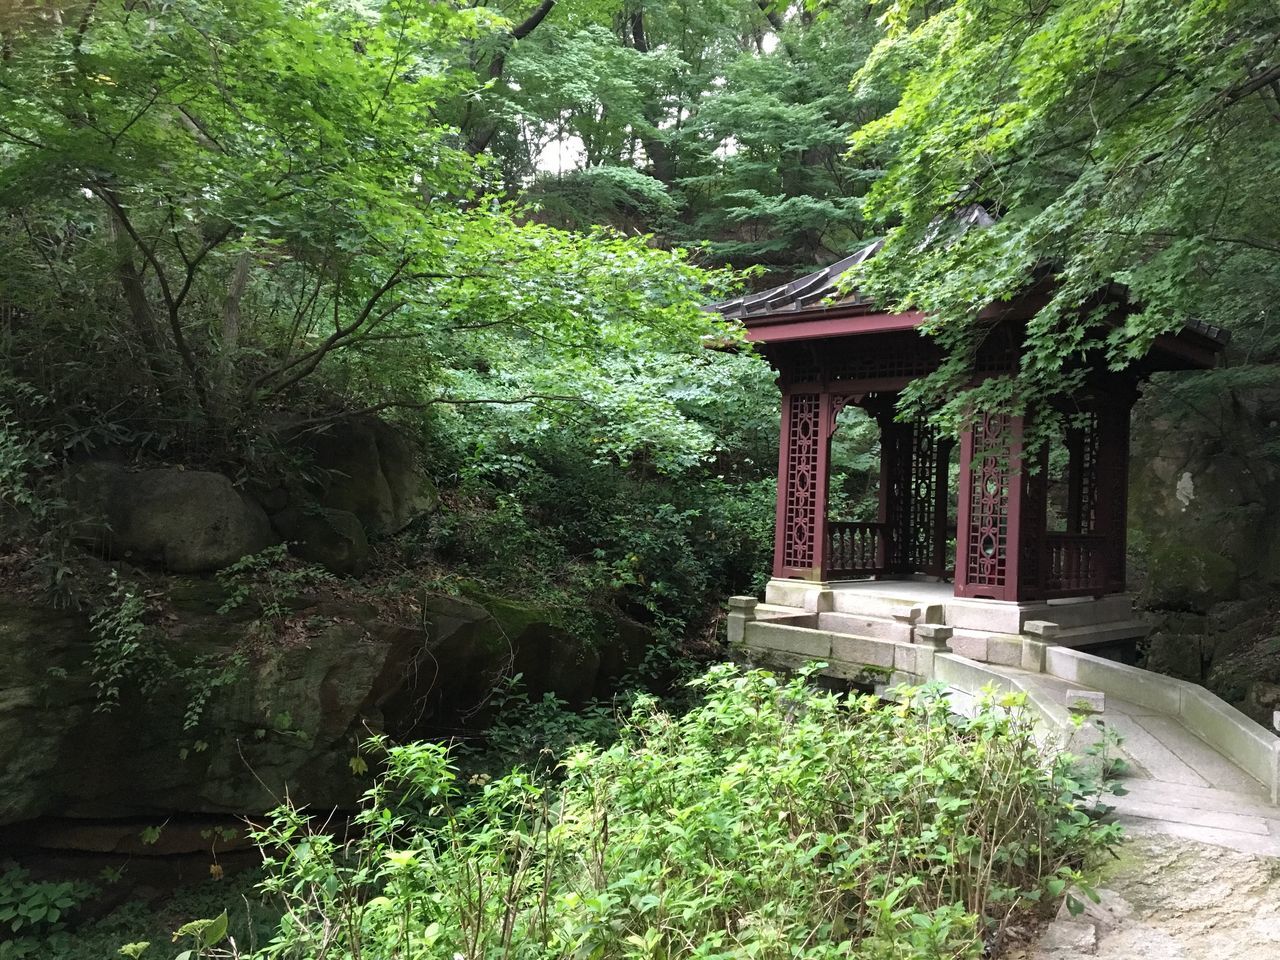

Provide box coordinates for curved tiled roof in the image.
[713,239,882,321]
[712,216,1229,348]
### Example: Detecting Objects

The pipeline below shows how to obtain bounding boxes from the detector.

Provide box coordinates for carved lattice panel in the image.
[828,333,940,384]
[881,420,914,572]
[876,417,947,575]
[781,393,823,571]
[907,420,943,572]
[963,413,1015,592]
[1076,412,1100,534]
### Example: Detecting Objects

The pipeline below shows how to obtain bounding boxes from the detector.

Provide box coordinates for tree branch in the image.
[464,0,557,155]
[289,393,589,431]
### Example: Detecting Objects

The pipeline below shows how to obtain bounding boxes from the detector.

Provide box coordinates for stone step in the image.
[754,602,815,620]
[1115,776,1277,817]
[829,592,947,623]
[1050,619,1150,647]
[817,611,913,643]
[1034,594,1138,627]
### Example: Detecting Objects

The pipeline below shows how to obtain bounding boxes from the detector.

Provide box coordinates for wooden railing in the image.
[826,521,887,579]
[1044,533,1111,597]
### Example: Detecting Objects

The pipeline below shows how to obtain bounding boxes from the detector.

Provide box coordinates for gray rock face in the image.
[1141,599,1279,723]
[293,417,438,537]
[271,506,370,576]
[70,464,276,573]
[0,592,651,827]
[1130,386,1280,609]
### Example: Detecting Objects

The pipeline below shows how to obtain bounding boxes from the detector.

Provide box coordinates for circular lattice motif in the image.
[980,533,998,559]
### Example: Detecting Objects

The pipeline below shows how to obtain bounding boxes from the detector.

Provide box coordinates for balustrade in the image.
[826,521,887,579]
[1044,533,1111,597]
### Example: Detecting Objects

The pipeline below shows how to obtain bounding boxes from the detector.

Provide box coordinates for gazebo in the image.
[716,239,1225,638]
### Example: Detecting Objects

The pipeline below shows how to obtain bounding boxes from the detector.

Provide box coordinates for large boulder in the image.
[290,418,438,537]
[70,463,276,573]
[271,506,370,576]
[0,590,653,827]
[1130,384,1280,608]
[1143,542,1238,613]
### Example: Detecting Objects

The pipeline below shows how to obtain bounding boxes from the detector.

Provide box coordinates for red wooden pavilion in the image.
[716,240,1226,604]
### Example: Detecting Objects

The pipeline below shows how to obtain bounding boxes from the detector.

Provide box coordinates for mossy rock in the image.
[1143,542,1238,612]
[68,463,277,573]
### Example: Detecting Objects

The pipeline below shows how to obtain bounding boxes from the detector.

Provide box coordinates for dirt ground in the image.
[1006,830,1280,959]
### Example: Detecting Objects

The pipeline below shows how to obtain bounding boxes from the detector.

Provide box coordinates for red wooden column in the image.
[954,412,1029,601]
[773,388,833,581]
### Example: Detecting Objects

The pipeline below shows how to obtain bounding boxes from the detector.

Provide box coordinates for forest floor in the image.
[1007,828,1280,960]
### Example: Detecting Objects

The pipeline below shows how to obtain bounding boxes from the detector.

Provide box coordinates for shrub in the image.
[244,665,1120,959]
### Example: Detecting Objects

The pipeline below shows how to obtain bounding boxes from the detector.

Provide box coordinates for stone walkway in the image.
[989,667,1280,958]
[979,662,1280,856]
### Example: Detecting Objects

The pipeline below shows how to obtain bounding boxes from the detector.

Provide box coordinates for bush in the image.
[242,665,1120,959]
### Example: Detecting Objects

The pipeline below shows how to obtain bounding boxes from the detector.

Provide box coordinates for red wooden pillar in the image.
[773,389,833,581]
[955,412,1029,601]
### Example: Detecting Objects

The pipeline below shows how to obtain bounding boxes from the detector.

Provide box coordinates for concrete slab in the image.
[1100,715,1212,788]
[1135,714,1270,796]
[1108,794,1273,835]
[1115,777,1274,817]
[817,611,912,643]
[1115,815,1280,858]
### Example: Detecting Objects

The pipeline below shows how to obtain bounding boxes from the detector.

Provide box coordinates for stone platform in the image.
[729,585,1280,846]
[760,577,1149,650]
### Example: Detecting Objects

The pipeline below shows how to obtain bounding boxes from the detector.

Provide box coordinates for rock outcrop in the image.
[1130,385,1280,610]
[64,416,438,578]
[1129,384,1280,723]
[69,464,276,573]
[0,590,652,827]
[269,506,370,577]
[288,417,439,537]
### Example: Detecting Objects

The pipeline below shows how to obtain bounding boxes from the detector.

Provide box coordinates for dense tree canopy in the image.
[2,0,1277,631]
[848,0,1280,429]
[0,0,780,631]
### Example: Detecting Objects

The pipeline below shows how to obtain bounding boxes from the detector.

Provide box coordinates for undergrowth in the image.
[190,664,1122,960]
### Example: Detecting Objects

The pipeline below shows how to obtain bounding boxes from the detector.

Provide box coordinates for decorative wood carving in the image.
[779,392,824,575]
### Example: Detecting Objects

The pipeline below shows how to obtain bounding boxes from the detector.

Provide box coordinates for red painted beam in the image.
[743,309,927,344]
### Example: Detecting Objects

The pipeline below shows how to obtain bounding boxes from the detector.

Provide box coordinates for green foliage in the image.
[850,0,1280,433]
[88,572,157,712]
[1,869,273,960]
[172,911,229,960]
[87,572,244,733]
[0,0,739,448]
[491,0,890,269]
[246,665,1120,959]
[415,345,778,636]
[473,673,622,775]
[0,863,95,956]
[216,545,330,627]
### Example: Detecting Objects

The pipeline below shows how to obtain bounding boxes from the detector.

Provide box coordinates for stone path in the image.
[1008,831,1280,960]
[986,667,1280,958]
[980,663,1280,856]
